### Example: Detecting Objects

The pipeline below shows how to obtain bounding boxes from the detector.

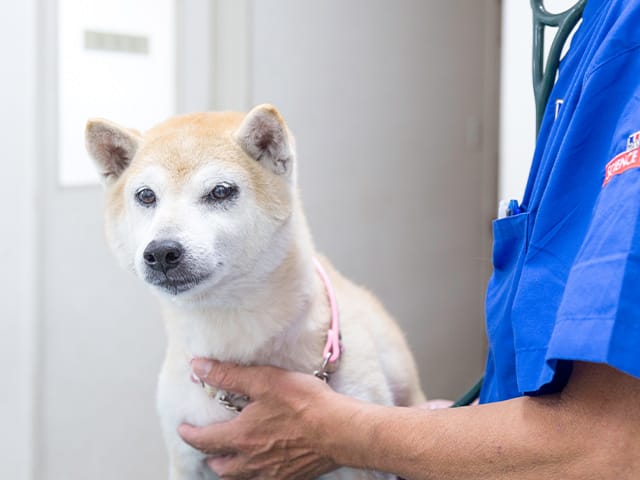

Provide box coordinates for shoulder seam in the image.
[585,43,640,81]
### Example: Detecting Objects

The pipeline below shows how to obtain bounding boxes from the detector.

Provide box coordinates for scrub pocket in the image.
[487,212,529,332]
[491,213,529,273]
[482,212,529,401]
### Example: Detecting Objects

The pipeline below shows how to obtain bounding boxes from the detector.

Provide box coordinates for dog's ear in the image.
[234,104,295,177]
[85,118,142,183]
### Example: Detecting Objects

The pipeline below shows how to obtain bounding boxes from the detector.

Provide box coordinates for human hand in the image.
[179,359,340,479]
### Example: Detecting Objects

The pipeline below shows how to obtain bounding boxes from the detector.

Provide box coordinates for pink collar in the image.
[313,257,341,380]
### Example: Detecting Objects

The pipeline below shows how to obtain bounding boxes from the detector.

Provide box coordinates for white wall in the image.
[0,1,37,478]
[500,0,578,201]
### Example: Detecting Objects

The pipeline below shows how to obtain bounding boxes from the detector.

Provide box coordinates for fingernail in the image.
[192,358,214,378]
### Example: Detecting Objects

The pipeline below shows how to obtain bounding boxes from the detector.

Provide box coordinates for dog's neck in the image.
[160,211,330,370]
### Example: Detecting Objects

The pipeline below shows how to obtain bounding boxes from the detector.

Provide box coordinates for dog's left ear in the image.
[234,104,295,177]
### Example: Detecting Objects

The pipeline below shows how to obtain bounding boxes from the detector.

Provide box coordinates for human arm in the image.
[179,359,640,479]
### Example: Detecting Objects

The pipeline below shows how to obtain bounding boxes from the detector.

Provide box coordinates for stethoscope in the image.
[452,0,587,408]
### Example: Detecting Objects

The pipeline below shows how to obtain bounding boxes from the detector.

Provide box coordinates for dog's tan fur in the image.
[87,105,425,479]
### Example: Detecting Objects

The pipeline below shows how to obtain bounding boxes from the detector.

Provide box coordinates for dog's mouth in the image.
[146,272,212,295]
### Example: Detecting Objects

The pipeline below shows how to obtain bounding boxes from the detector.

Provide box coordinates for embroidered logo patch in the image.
[603,145,640,186]
[628,131,640,151]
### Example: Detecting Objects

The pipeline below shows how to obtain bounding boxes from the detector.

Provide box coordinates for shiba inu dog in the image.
[86,104,425,479]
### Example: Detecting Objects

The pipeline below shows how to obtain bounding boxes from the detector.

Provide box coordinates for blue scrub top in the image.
[481,0,640,403]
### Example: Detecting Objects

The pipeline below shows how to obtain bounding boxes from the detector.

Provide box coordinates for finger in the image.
[178,422,238,455]
[191,359,276,398]
[206,455,243,478]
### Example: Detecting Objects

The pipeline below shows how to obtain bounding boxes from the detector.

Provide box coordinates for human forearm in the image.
[321,395,580,479]
[321,363,639,479]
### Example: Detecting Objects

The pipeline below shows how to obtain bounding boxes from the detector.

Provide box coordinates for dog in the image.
[86,104,426,479]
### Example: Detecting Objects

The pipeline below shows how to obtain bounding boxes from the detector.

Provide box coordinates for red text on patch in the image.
[603,146,640,186]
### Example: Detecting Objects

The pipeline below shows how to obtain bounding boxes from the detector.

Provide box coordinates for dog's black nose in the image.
[143,240,184,271]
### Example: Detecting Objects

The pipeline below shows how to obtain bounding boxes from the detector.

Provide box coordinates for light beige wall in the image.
[250,0,499,397]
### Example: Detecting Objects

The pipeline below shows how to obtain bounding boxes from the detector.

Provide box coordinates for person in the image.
[178,0,640,477]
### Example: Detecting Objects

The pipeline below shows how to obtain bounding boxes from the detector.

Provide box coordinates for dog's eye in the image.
[135,187,157,206]
[207,183,237,201]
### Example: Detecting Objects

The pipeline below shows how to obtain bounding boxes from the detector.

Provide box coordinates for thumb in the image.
[192,359,272,398]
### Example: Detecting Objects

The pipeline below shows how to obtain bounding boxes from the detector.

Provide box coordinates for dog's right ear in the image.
[85,119,142,183]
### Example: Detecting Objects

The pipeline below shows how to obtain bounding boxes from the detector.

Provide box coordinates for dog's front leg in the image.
[167,443,219,480]
[158,360,226,480]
